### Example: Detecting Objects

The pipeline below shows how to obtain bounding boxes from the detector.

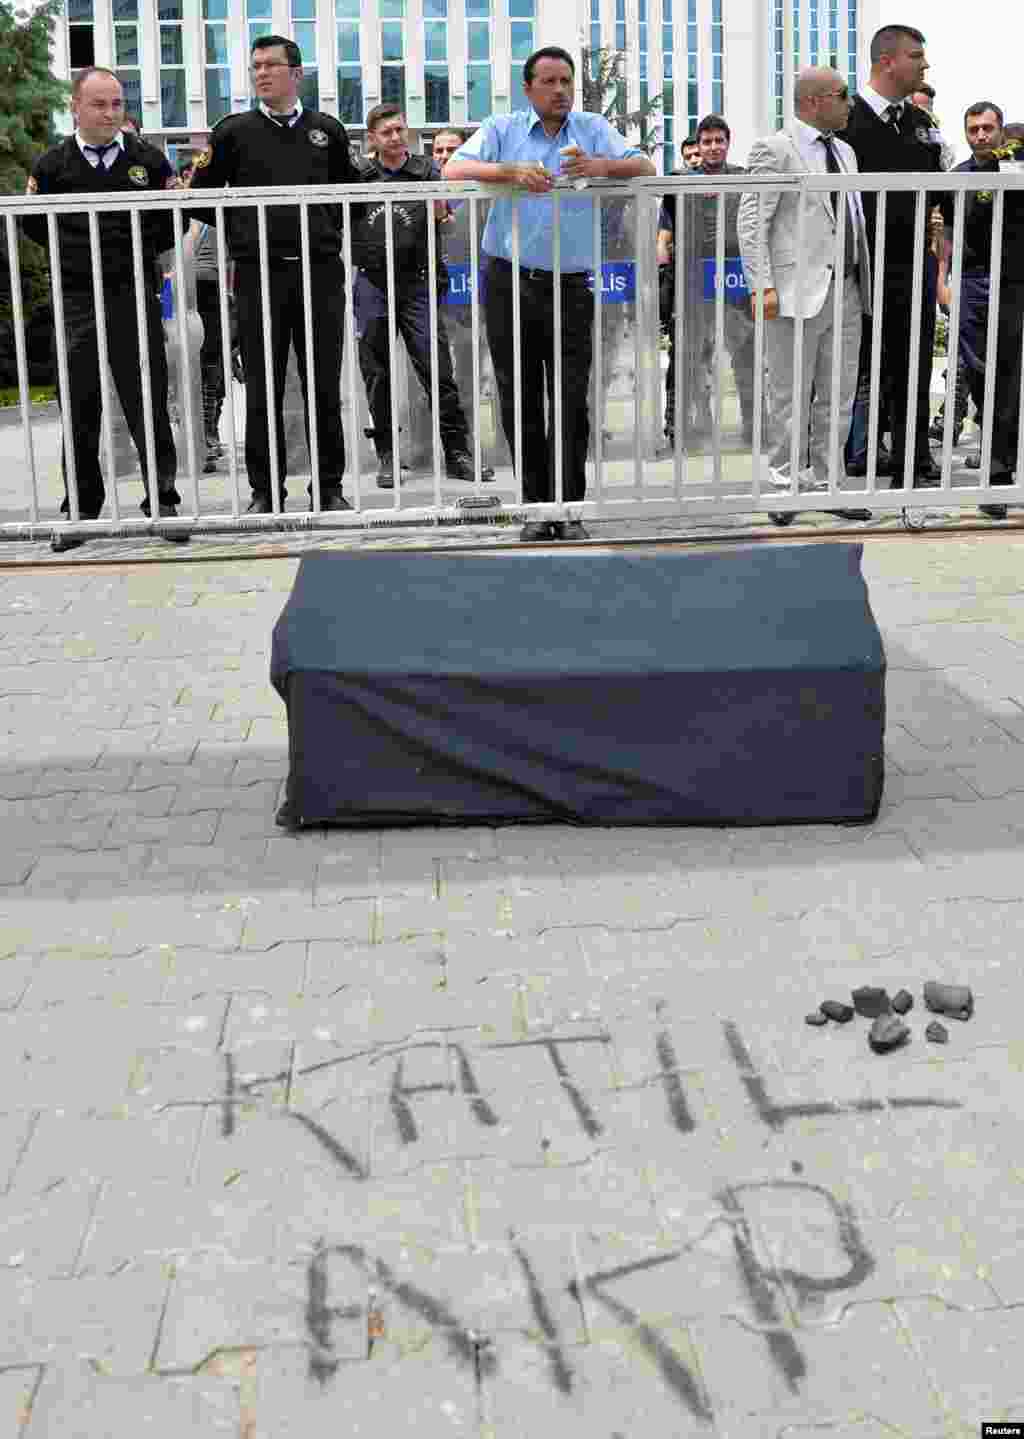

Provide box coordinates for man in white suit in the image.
[738,66,873,522]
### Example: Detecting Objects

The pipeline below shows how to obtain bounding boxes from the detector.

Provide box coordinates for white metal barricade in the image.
[3,166,1024,544]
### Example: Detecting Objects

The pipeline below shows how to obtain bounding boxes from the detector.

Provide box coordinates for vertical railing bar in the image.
[47,212,78,524]
[299,199,321,515]
[788,187,808,493]
[468,193,483,489]
[130,208,160,524]
[552,188,564,509]
[631,190,643,500]
[900,188,927,497]
[978,187,1005,503]
[750,188,766,508]
[214,207,241,518]
[511,200,524,510]
[712,187,725,495]
[256,203,281,516]
[171,203,199,520]
[591,190,604,507]
[384,198,402,510]
[426,190,444,509]
[938,190,966,489]
[88,210,120,526]
[865,187,887,496]
[341,198,362,511]
[672,184,685,500]
[826,178,847,496]
[5,214,39,522]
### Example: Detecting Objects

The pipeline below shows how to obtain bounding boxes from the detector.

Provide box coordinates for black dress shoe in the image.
[50,531,88,553]
[845,455,892,478]
[318,491,353,512]
[826,509,873,521]
[445,451,496,483]
[157,501,190,544]
[551,520,590,540]
[966,453,981,470]
[520,521,556,542]
[979,504,1009,520]
[246,495,274,514]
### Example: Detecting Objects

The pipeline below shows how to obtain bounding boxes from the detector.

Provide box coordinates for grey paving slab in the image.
[5,536,1024,1430]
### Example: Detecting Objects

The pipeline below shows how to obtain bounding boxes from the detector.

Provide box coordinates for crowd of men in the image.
[21,26,1024,549]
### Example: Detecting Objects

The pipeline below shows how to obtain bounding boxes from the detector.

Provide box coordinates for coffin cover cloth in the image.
[270,543,885,827]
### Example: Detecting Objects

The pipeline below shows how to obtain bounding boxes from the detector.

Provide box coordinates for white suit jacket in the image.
[738,126,872,320]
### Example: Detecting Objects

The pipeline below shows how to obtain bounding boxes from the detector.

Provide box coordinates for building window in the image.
[466,0,490,124]
[773,0,784,129]
[112,0,141,127]
[590,0,600,61]
[661,0,673,173]
[247,0,273,55]
[809,0,819,63]
[847,0,857,96]
[203,0,231,126]
[828,0,838,64]
[158,0,186,130]
[687,0,698,135]
[379,0,405,113]
[509,0,534,108]
[67,0,95,73]
[291,0,318,109]
[710,0,723,115]
[424,0,448,124]
[336,0,362,124]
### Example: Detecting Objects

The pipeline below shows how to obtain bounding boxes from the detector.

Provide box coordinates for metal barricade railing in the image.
[2,166,1023,543]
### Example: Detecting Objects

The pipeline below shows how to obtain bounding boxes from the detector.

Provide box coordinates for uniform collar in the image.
[259,98,303,127]
[75,130,125,157]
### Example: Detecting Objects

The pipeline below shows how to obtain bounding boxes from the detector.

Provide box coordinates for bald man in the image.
[738,66,873,522]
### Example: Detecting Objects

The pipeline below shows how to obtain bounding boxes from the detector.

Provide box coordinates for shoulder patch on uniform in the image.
[193,147,213,170]
[309,128,329,147]
[25,175,38,194]
[128,164,148,186]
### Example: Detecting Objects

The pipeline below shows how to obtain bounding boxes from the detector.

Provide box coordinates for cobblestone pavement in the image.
[3,535,1024,1436]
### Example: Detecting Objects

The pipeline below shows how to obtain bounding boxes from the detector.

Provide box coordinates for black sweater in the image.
[22,134,176,292]
[956,155,1024,280]
[187,108,361,263]
[843,97,946,269]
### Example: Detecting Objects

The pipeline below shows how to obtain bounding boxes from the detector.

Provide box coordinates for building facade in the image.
[51,0,869,171]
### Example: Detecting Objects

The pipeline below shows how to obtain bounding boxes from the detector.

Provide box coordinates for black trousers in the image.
[234,257,346,500]
[354,271,469,459]
[847,257,936,471]
[483,257,593,503]
[58,284,178,517]
[990,279,1024,475]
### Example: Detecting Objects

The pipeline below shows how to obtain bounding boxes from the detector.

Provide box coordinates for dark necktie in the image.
[268,109,298,128]
[818,134,857,273]
[84,141,118,168]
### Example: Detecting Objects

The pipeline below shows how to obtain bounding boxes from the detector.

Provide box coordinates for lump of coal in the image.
[925,1020,949,1044]
[820,1001,855,1023]
[868,1014,909,1053]
[923,982,973,1021]
[805,1011,828,1026]
[891,989,914,1015]
[852,986,891,1018]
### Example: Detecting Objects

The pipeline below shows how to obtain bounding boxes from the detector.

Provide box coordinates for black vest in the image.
[24,136,174,290]
[350,154,440,279]
[843,97,945,269]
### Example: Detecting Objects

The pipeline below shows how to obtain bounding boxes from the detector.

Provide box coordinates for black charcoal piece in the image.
[923,982,973,1020]
[891,989,914,1015]
[925,1020,949,1044]
[852,986,891,1018]
[868,1014,909,1053]
[805,1011,829,1026]
[820,1001,855,1023]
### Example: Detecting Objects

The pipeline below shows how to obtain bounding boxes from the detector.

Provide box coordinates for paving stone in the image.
[81,1177,278,1273]
[21,949,173,1008]
[0,1365,42,1439]
[0,956,37,1008]
[23,1361,239,1436]
[0,1265,169,1370]
[9,1110,203,1195]
[897,1299,1024,1429]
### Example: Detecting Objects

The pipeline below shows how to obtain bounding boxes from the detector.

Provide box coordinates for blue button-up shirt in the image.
[454,107,642,272]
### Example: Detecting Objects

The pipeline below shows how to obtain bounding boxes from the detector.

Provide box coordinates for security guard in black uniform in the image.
[187,35,361,513]
[23,67,183,552]
[352,105,490,487]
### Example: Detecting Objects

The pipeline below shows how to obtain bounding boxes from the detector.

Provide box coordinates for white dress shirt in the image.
[791,114,860,266]
[259,99,303,128]
[76,131,125,169]
[858,84,903,123]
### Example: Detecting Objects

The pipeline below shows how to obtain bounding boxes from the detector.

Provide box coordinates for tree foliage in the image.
[0,0,68,387]
[580,46,662,155]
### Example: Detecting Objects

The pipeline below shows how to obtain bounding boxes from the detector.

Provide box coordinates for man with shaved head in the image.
[738,66,872,522]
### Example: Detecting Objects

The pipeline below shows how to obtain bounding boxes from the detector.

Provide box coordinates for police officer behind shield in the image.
[187,35,361,513]
[352,106,491,488]
[23,67,184,552]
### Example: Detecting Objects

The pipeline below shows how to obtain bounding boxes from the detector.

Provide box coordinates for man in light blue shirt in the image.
[445,47,654,540]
